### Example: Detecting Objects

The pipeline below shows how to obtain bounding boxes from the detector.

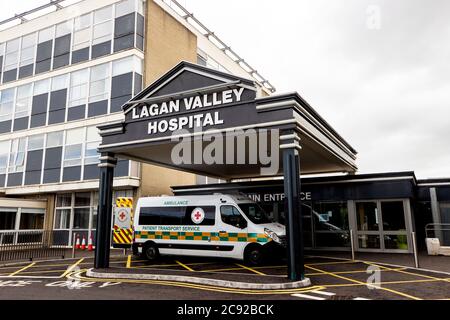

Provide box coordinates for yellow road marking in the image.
[126,255,132,268]
[235,263,266,276]
[307,260,361,266]
[306,264,422,300]
[69,270,324,295]
[9,262,36,276]
[60,258,84,278]
[175,260,195,272]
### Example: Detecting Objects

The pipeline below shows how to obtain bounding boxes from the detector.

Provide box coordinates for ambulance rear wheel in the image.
[244,244,264,266]
[142,242,159,261]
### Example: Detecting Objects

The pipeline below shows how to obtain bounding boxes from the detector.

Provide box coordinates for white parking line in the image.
[291,293,326,300]
[353,297,370,300]
[311,290,336,296]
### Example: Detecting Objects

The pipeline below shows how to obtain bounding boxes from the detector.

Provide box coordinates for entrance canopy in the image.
[98,61,357,179]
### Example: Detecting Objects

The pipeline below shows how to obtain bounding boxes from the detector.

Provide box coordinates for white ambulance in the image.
[132,194,286,265]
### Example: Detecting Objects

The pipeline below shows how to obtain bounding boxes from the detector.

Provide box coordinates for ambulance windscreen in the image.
[238,203,274,224]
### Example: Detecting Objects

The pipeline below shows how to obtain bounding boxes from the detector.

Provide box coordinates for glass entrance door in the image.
[355,200,409,252]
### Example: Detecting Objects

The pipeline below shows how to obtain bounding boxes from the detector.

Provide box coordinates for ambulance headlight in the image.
[264,228,280,243]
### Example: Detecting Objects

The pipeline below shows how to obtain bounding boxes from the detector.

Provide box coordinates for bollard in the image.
[350,229,355,261]
[412,231,419,268]
[72,233,76,259]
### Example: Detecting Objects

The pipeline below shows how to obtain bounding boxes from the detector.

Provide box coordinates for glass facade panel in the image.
[54,208,71,229]
[73,208,90,229]
[358,234,381,249]
[0,209,17,230]
[75,192,90,206]
[381,201,406,231]
[356,202,379,231]
[19,209,45,230]
[56,193,72,207]
[384,235,408,250]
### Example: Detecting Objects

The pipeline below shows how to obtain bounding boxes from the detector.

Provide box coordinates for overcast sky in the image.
[2,0,449,178]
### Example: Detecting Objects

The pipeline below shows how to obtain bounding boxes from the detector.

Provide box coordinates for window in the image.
[56,193,72,207]
[381,201,406,231]
[69,69,89,107]
[85,126,100,164]
[64,127,84,167]
[20,33,37,67]
[0,88,15,122]
[55,209,71,229]
[220,205,247,229]
[238,203,272,224]
[112,56,132,76]
[356,202,379,231]
[0,208,17,230]
[138,206,215,226]
[313,202,349,231]
[75,192,90,206]
[73,208,90,229]
[89,63,110,103]
[34,78,50,96]
[93,6,113,45]
[4,39,20,71]
[15,84,33,119]
[46,131,64,148]
[28,134,44,151]
[56,20,72,38]
[0,141,10,174]
[51,74,69,92]
[19,209,44,230]
[73,13,92,51]
[115,0,135,17]
[38,27,54,44]
[8,138,26,173]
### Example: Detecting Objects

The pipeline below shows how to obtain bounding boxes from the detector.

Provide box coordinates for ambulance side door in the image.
[217,205,248,258]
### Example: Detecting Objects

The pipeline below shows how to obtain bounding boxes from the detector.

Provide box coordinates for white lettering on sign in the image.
[148,112,224,135]
[247,192,312,202]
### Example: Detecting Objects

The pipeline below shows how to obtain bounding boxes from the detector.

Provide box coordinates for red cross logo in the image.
[191,208,205,224]
[118,210,127,222]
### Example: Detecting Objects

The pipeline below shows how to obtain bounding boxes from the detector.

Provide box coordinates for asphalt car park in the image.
[0,254,449,300]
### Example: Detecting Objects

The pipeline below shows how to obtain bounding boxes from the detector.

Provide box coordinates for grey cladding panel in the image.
[113,34,134,52]
[110,94,131,113]
[43,168,60,184]
[49,89,67,111]
[71,48,89,64]
[48,109,66,125]
[114,13,135,37]
[36,40,53,62]
[136,14,144,36]
[13,117,29,131]
[136,35,144,51]
[67,105,86,121]
[24,170,41,185]
[92,41,111,59]
[35,60,51,74]
[26,150,44,171]
[63,166,81,182]
[0,174,5,187]
[54,35,71,56]
[30,114,47,128]
[134,73,142,95]
[111,73,133,98]
[18,64,33,79]
[0,120,11,133]
[53,54,70,69]
[44,147,62,169]
[7,172,23,187]
[88,100,108,117]
[83,164,100,180]
[32,93,48,115]
[3,69,17,83]
[114,160,129,177]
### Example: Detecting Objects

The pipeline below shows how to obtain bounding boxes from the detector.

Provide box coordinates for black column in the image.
[94,152,117,269]
[281,134,304,281]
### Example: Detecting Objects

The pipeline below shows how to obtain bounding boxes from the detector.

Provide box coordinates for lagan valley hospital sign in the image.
[132,88,245,134]
[97,61,357,179]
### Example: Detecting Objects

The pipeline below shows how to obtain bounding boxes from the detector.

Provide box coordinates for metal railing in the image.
[0,230,67,262]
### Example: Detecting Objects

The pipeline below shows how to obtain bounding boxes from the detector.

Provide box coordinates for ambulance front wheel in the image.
[142,242,159,261]
[244,244,265,266]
